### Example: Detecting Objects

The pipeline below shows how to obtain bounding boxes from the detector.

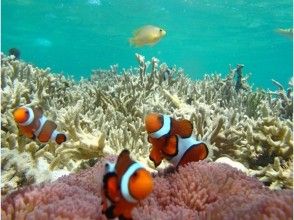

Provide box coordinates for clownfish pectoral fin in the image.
[103,172,120,203]
[19,126,34,138]
[162,135,178,157]
[177,143,209,167]
[172,119,193,138]
[149,146,163,167]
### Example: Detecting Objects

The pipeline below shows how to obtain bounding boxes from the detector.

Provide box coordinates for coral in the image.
[1,148,70,195]
[134,161,293,220]
[2,160,292,220]
[269,78,293,120]
[1,158,107,220]
[215,156,249,174]
[249,157,293,190]
[1,53,293,194]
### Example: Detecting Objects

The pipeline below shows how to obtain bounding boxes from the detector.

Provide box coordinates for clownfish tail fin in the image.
[173,119,193,138]
[55,133,67,144]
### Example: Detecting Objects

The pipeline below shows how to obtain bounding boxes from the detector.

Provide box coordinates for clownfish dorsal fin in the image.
[172,119,193,138]
[115,149,134,182]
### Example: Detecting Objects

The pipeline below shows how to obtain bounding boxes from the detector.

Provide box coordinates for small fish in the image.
[13,106,67,144]
[102,149,153,220]
[8,48,21,60]
[145,113,208,167]
[129,25,166,47]
[275,28,293,38]
[161,67,172,81]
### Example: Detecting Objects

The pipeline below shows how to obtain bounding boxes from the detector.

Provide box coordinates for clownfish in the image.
[102,149,153,220]
[13,106,67,145]
[145,113,208,168]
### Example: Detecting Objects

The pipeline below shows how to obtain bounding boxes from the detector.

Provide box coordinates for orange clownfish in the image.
[13,106,67,145]
[102,149,153,220]
[145,113,209,168]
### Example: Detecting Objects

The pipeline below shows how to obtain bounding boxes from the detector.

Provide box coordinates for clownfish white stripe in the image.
[121,162,144,203]
[50,130,59,141]
[168,135,204,167]
[105,162,115,173]
[19,107,34,126]
[34,115,47,137]
[149,115,171,138]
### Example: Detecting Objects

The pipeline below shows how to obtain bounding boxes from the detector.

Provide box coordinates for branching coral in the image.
[269,78,293,120]
[1,53,293,195]
[1,160,292,220]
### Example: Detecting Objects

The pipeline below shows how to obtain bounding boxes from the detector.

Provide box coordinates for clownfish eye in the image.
[104,162,111,172]
[132,171,138,178]
[104,162,115,173]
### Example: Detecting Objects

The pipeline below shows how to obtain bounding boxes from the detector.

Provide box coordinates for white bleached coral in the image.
[1,53,292,195]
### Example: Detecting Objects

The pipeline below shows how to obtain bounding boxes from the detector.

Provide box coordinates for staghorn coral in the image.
[1,148,70,195]
[1,159,292,220]
[269,78,293,120]
[1,53,293,194]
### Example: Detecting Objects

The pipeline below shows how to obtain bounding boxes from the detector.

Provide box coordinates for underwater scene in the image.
[1,0,293,219]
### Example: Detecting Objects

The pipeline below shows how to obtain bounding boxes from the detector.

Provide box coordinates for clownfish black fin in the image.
[104,205,116,218]
[32,134,37,140]
[119,215,132,220]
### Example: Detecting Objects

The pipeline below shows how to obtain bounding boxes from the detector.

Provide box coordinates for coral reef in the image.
[134,161,293,220]
[1,52,293,195]
[1,159,292,220]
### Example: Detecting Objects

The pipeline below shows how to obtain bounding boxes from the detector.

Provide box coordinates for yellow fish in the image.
[129,25,166,47]
[275,28,293,38]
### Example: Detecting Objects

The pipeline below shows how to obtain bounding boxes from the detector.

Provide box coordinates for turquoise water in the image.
[2,0,293,89]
